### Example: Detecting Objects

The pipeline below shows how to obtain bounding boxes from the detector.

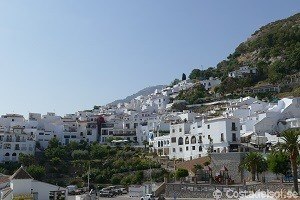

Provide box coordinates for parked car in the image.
[120,187,128,194]
[141,194,155,200]
[99,190,114,197]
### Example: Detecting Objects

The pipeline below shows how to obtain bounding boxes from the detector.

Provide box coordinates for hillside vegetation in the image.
[184,13,300,99]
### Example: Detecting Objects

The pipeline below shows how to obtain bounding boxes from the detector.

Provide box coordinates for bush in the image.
[27,165,45,180]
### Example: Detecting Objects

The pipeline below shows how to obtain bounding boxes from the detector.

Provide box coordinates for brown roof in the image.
[0,175,10,184]
[10,166,33,180]
[175,156,210,175]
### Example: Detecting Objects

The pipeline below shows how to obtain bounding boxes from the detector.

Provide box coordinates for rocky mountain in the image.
[108,85,167,105]
[186,13,300,97]
[217,13,300,83]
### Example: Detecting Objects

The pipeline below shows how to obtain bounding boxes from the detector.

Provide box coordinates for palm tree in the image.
[239,152,264,181]
[280,128,300,194]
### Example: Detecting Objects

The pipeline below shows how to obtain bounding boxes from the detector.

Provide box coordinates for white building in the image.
[152,114,241,161]
[228,66,257,78]
[0,166,67,200]
[200,77,221,90]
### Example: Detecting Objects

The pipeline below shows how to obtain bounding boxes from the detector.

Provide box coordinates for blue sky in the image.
[0,1,299,116]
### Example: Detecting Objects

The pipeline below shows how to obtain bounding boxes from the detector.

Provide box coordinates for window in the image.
[232,133,237,142]
[232,122,237,131]
[191,136,196,144]
[207,124,210,129]
[39,133,44,135]
[192,146,195,150]
[171,137,176,143]
[179,148,182,152]
[173,148,176,152]
[185,137,189,144]
[198,136,202,143]
[179,128,182,132]
[178,137,183,145]
[186,146,189,151]
[199,146,203,152]
[172,129,175,133]
[221,133,224,142]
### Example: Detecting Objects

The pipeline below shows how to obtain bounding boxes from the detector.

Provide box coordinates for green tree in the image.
[182,73,186,81]
[267,152,290,177]
[279,129,300,194]
[18,153,35,167]
[175,168,189,182]
[90,144,109,159]
[132,171,144,184]
[71,150,89,160]
[111,175,121,185]
[120,175,132,186]
[171,102,187,112]
[48,138,60,148]
[27,165,46,180]
[189,69,201,80]
[193,164,203,171]
[239,152,264,181]
[170,79,180,86]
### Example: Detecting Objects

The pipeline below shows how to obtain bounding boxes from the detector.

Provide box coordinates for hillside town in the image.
[0,74,299,199]
[0,2,300,199]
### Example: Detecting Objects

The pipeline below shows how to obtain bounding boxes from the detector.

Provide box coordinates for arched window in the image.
[191,136,196,144]
[158,141,161,147]
[12,153,16,156]
[178,137,183,145]
[161,141,164,147]
[185,137,189,144]
[5,153,9,156]
[199,146,203,152]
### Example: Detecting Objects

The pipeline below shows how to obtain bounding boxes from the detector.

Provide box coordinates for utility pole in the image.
[87,161,90,192]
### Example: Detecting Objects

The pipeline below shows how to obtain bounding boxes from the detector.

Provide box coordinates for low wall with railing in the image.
[165,183,294,199]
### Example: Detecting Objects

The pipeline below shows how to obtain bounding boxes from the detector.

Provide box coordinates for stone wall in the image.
[210,152,246,183]
[165,183,294,199]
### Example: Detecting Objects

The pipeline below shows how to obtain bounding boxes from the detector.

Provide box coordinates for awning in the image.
[241,132,254,137]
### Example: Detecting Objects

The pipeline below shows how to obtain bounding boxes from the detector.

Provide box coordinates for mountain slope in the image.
[108,85,166,105]
[217,13,300,83]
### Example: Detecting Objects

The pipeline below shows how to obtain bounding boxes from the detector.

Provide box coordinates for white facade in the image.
[228,66,257,78]
[152,116,241,161]
[200,77,221,90]
[1,166,67,200]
